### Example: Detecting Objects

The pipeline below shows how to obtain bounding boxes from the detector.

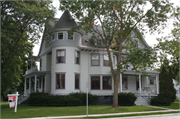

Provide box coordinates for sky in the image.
[33,0,180,56]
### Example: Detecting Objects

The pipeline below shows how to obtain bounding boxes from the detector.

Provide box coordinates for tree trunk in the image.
[112,77,119,108]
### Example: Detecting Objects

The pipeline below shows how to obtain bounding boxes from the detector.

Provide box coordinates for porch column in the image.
[156,75,159,94]
[29,77,31,94]
[24,78,26,95]
[34,75,37,92]
[146,76,149,87]
[44,76,46,92]
[139,75,142,94]
[120,73,122,92]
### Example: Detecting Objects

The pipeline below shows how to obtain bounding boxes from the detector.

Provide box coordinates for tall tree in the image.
[156,6,179,81]
[1,1,55,98]
[159,58,176,102]
[60,0,172,108]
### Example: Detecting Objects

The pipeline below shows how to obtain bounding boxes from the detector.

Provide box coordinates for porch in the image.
[118,70,159,96]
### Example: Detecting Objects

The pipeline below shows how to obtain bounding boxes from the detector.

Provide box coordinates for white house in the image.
[173,79,180,98]
[22,11,159,105]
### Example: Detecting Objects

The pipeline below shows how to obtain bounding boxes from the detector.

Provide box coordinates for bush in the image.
[118,92,137,106]
[28,92,98,106]
[150,95,171,106]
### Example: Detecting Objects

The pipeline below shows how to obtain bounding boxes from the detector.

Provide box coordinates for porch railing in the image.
[25,67,38,75]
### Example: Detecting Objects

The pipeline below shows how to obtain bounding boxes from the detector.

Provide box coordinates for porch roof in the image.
[23,71,50,78]
[114,69,160,75]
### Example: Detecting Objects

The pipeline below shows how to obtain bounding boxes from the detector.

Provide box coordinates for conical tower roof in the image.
[55,10,77,29]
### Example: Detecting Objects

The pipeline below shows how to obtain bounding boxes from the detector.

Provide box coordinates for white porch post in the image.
[120,73,122,92]
[146,76,149,87]
[29,77,31,94]
[44,76,46,92]
[139,75,142,94]
[35,75,37,92]
[24,78,26,95]
[156,75,159,94]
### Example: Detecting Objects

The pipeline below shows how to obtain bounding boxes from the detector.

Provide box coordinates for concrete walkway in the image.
[31,106,180,119]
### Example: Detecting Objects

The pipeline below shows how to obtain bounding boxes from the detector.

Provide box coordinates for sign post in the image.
[7,92,19,112]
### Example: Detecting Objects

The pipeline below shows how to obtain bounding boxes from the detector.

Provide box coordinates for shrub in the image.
[118,92,137,106]
[150,95,171,106]
[28,92,98,106]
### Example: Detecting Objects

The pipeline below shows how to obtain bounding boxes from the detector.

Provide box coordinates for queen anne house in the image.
[22,11,159,105]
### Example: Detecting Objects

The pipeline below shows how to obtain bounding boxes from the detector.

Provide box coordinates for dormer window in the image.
[68,33,73,40]
[58,33,63,40]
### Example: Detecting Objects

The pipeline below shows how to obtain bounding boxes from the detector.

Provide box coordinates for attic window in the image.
[58,33,63,40]
[68,33,73,40]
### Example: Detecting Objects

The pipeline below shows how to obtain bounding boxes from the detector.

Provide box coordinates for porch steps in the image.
[135,94,149,106]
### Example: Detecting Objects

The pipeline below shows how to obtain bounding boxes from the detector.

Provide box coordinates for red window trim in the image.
[91,53,100,66]
[103,76,112,90]
[91,76,100,90]
[56,73,65,89]
[56,49,66,63]
[75,74,80,89]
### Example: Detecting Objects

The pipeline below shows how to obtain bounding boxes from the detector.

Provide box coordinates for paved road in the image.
[113,113,180,119]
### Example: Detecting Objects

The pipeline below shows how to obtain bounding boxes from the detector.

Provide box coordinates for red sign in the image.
[8,96,16,101]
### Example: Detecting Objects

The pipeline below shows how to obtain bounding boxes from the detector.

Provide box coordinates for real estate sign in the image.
[7,92,19,112]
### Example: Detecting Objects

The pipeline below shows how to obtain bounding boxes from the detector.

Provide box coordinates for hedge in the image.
[118,92,137,106]
[150,95,171,106]
[28,92,98,106]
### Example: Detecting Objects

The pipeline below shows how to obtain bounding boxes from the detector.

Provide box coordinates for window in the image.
[103,54,110,66]
[91,53,100,66]
[51,34,55,41]
[40,59,42,70]
[58,33,63,40]
[103,76,112,90]
[39,79,41,88]
[149,77,155,85]
[68,33,73,40]
[75,51,80,64]
[75,74,80,89]
[56,73,65,89]
[97,40,102,46]
[91,76,100,90]
[56,49,65,63]
[122,77,128,90]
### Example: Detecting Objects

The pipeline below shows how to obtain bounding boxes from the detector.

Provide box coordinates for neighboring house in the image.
[22,11,159,105]
[173,79,180,98]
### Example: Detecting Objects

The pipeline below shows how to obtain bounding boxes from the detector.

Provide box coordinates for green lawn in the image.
[1,105,164,118]
[1,101,8,104]
[160,102,180,109]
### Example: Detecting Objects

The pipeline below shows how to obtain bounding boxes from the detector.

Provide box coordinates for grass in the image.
[85,111,180,118]
[160,102,180,109]
[1,105,164,118]
[1,101,8,104]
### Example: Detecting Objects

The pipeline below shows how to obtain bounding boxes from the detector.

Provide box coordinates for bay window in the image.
[75,50,80,64]
[103,76,112,90]
[91,76,100,90]
[75,74,80,89]
[56,73,65,89]
[56,49,65,63]
[91,53,100,66]
[103,54,110,66]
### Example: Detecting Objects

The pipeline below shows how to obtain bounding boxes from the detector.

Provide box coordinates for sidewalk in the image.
[31,107,180,119]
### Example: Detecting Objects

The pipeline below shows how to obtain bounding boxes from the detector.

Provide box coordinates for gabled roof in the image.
[55,10,77,29]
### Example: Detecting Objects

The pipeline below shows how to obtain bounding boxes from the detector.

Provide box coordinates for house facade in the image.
[23,11,159,105]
